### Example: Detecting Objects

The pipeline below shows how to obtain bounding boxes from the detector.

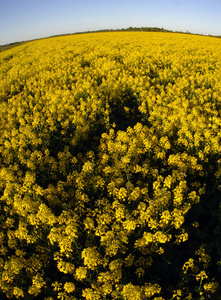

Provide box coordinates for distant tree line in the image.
[123,27,172,32]
[0,41,25,52]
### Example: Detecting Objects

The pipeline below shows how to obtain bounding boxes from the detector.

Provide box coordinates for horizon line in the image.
[1,26,221,48]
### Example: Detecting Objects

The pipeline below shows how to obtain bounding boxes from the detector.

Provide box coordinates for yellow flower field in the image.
[0,32,221,299]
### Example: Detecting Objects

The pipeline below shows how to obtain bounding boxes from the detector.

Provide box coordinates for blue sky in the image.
[1,0,221,45]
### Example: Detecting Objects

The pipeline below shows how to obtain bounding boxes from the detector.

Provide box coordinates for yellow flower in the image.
[182,258,195,274]
[196,270,208,281]
[123,219,136,231]
[203,282,219,293]
[13,287,24,298]
[64,282,75,293]
[122,283,142,300]
[75,266,87,280]
[81,247,101,270]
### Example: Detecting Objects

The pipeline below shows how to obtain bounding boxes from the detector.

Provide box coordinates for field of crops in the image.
[0,32,221,299]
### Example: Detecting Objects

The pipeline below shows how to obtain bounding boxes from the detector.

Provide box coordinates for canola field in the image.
[0,32,221,299]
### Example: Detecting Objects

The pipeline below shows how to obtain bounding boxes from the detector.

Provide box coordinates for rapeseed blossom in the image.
[0,31,221,299]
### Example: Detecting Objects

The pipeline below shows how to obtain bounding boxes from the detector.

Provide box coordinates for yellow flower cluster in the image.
[0,31,221,299]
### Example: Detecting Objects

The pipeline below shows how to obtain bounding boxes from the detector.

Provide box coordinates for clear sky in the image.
[1,0,221,45]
